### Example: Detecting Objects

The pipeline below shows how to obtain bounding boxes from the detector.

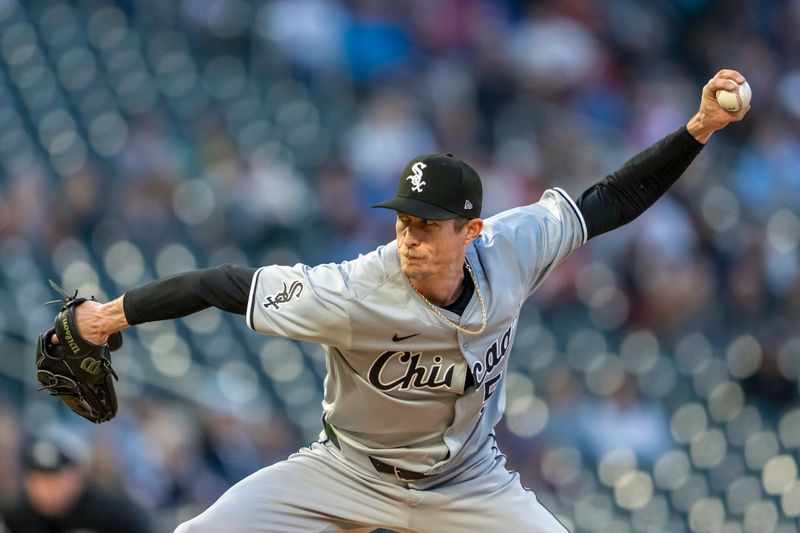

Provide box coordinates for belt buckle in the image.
[393,466,414,483]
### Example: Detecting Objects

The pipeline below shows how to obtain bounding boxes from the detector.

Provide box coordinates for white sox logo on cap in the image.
[406,162,426,193]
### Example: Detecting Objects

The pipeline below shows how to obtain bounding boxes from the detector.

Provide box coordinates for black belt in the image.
[367,456,428,481]
[323,418,429,482]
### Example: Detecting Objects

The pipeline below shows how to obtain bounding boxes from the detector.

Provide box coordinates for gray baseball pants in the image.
[174,438,567,532]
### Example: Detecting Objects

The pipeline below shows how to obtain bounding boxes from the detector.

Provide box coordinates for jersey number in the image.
[483,372,502,402]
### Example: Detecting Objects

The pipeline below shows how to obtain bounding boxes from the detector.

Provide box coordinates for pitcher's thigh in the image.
[174,443,408,533]
[420,469,568,533]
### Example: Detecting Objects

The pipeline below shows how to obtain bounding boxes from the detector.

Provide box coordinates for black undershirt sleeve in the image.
[122,264,257,326]
[575,126,704,240]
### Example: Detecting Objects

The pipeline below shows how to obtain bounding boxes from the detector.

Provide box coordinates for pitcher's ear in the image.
[464,219,483,243]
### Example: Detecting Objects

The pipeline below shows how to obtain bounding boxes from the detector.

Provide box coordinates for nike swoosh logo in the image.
[392,333,421,342]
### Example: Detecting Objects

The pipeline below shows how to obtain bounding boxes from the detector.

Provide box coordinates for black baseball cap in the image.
[23,439,78,472]
[372,153,482,220]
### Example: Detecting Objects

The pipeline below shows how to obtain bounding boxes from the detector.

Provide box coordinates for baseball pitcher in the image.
[40,70,749,532]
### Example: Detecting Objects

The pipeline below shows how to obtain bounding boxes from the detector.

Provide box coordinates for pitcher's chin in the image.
[401,263,431,281]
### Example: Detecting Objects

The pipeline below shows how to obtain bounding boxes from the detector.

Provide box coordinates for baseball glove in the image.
[36,281,122,424]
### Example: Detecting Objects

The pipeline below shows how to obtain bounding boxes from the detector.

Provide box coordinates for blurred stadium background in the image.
[0,0,799,531]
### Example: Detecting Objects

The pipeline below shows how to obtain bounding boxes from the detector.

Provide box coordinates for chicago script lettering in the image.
[470,322,514,403]
[369,351,454,391]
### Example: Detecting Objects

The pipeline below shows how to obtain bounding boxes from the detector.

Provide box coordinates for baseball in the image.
[715,80,751,113]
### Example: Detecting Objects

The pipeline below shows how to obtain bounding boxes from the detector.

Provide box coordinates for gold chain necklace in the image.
[410,260,487,335]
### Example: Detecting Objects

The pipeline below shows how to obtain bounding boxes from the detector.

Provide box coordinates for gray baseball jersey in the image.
[245,188,586,476]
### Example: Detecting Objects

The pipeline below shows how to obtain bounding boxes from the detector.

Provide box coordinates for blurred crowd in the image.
[1,0,800,531]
